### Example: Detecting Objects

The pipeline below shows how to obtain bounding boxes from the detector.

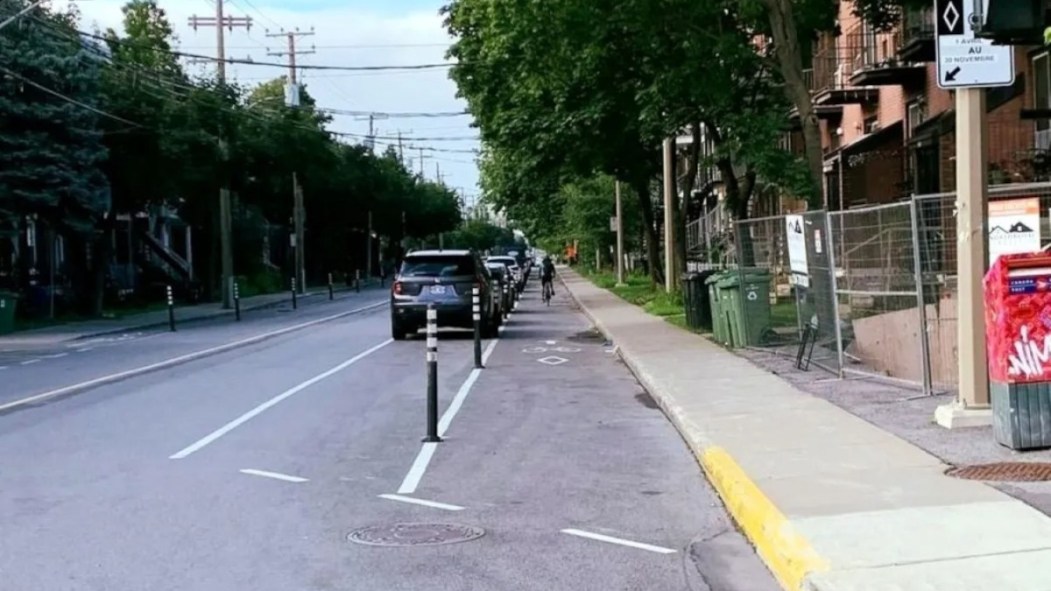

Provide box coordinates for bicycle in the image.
[542,279,553,305]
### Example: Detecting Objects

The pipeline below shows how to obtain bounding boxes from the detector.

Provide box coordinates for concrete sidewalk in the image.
[0,282,382,349]
[561,269,1051,591]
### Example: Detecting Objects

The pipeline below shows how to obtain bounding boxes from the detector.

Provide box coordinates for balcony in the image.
[811,50,879,106]
[847,27,927,88]
[899,7,936,63]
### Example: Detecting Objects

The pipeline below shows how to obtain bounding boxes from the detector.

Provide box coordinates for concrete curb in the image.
[560,274,826,591]
[0,300,389,415]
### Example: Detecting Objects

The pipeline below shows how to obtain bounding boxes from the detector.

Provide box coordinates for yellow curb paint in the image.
[700,447,828,591]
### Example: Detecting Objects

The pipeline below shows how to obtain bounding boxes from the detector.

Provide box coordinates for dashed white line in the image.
[74,348,93,353]
[20,359,41,366]
[240,469,309,483]
[170,339,393,459]
[561,529,677,554]
[42,353,68,359]
[379,493,464,511]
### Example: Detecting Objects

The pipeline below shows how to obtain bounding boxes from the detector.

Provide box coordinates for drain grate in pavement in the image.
[945,462,1051,482]
[347,523,485,547]
[568,329,604,343]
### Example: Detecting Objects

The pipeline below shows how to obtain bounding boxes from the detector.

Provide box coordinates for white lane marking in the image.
[0,366,8,371]
[545,340,557,345]
[240,469,309,483]
[561,529,677,554]
[379,493,464,511]
[169,339,393,459]
[397,441,438,494]
[396,325,501,495]
[20,359,41,366]
[438,369,480,438]
[42,353,68,359]
[74,348,93,353]
[0,301,388,414]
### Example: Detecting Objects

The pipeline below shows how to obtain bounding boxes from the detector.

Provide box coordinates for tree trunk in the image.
[89,215,115,317]
[761,0,823,207]
[630,177,663,286]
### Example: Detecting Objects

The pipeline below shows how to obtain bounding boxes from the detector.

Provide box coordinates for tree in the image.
[445,0,666,283]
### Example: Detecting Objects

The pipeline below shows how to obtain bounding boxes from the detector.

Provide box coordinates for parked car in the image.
[486,255,524,292]
[485,262,514,315]
[390,250,500,340]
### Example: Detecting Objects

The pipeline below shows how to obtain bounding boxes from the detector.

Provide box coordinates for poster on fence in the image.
[989,198,1041,265]
[785,214,809,286]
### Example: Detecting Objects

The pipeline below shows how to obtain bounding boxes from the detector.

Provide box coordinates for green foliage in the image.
[445,218,515,252]
[0,0,110,231]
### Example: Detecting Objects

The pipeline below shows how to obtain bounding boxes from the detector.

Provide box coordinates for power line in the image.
[182,43,451,50]
[229,0,283,30]
[319,108,469,118]
[0,65,144,128]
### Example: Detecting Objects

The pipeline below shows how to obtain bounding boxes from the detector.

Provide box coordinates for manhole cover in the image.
[347,523,485,547]
[946,462,1051,482]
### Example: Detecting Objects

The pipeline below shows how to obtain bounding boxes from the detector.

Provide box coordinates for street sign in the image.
[935,0,1014,89]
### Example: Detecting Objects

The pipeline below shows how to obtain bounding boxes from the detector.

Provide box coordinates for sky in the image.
[72,0,480,205]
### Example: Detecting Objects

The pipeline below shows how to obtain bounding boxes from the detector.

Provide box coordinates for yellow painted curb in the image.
[700,447,829,591]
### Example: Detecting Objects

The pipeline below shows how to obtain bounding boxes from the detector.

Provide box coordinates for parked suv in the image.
[390,250,500,340]
[486,255,524,293]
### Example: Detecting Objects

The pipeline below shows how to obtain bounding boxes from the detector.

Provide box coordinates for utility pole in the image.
[419,148,426,178]
[662,137,677,293]
[265,27,315,86]
[615,180,625,286]
[293,173,306,295]
[398,132,405,163]
[188,1,252,309]
[436,163,442,184]
[366,210,373,280]
[265,28,314,296]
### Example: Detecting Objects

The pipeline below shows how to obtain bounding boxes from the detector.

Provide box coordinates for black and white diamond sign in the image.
[934,0,1013,89]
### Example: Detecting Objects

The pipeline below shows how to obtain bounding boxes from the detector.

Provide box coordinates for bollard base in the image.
[422,435,443,443]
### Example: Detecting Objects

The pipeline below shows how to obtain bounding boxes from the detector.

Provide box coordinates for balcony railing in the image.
[900,6,935,60]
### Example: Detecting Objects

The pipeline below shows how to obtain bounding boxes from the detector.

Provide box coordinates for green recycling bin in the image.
[0,291,17,335]
[715,268,772,347]
[706,272,729,345]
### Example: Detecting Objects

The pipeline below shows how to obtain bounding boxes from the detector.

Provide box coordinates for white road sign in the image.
[935,0,1014,89]
[785,214,808,277]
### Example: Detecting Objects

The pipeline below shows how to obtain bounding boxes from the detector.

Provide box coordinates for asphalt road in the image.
[0,279,777,591]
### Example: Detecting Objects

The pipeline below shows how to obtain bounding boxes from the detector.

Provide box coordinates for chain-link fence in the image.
[915,182,1051,392]
[828,202,930,391]
[715,181,1051,395]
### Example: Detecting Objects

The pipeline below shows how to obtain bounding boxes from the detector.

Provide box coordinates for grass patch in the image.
[582,268,690,325]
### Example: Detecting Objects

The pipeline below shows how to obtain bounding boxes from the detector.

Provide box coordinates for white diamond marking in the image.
[538,356,569,366]
[942,1,959,32]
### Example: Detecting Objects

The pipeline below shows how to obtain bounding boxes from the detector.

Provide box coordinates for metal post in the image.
[615,180,625,286]
[504,282,510,319]
[662,136,676,292]
[166,285,176,332]
[233,279,241,322]
[424,305,441,443]
[291,277,298,310]
[825,212,845,378]
[910,198,934,396]
[328,272,334,300]
[472,286,484,369]
[355,269,361,293]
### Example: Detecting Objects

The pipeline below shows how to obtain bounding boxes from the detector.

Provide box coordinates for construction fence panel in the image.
[914,182,1051,392]
[730,212,840,371]
[828,202,930,393]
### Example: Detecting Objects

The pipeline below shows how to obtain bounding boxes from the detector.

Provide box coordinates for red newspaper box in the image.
[985,252,1051,450]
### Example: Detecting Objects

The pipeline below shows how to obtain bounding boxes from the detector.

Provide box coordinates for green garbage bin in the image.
[715,268,773,347]
[0,291,17,335]
[706,272,729,344]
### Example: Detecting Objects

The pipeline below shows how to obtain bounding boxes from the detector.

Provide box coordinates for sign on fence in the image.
[786,214,809,286]
[989,198,1041,265]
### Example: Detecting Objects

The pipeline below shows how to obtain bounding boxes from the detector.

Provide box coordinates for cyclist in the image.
[540,255,556,302]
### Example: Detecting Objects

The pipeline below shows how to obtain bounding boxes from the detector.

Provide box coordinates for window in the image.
[1033,52,1051,142]
[906,100,926,139]
[399,255,476,277]
[864,114,879,134]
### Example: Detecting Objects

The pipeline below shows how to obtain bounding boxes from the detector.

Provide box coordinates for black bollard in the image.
[328,272,334,301]
[234,280,241,322]
[424,305,441,443]
[355,269,361,293]
[291,277,298,310]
